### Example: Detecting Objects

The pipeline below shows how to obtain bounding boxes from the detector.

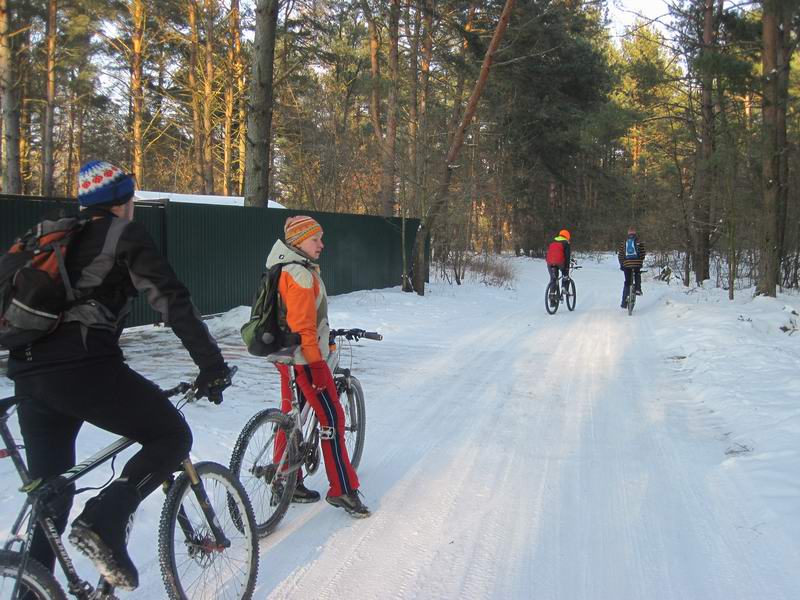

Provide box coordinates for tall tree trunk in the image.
[41,0,57,196]
[415,0,433,215]
[775,7,792,286]
[447,3,476,136]
[130,0,145,186]
[380,0,400,217]
[402,0,421,292]
[244,0,279,207]
[692,0,717,286]
[65,79,76,196]
[74,106,84,196]
[20,72,30,193]
[223,0,240,196]
[406,0,420,196]
[362,1,384,211]
[202,0,215,194]
[759,3,780,296]
[411,0,516,295]
[188,0,206,192]
[0,0,21,193]
[235,0,246,195]
[362,0,399,216]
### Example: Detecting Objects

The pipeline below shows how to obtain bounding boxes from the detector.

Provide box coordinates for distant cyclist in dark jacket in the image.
[7,161,232,590]
[618,226,646,308]
[546,229,571,288]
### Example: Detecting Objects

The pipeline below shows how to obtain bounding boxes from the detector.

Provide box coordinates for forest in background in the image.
[1,0,799,296]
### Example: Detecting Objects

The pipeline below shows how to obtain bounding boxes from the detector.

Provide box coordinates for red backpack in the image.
[546,241,565,266]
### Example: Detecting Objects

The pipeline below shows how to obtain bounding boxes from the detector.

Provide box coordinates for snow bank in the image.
[135,190,285,209]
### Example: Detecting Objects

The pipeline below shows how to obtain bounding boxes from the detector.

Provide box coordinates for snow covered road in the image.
[2,255,799,599]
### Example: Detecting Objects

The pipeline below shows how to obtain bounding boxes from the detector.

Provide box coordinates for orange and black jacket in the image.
[266,239,330,366]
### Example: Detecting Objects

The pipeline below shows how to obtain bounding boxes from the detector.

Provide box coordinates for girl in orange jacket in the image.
[265,216,369,517]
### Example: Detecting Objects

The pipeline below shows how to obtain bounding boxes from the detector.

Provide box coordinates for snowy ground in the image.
[2,254,800,599]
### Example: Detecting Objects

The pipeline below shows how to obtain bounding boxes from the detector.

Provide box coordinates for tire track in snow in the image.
[263,302,555,598]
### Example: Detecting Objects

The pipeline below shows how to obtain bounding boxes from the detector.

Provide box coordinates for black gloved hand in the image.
[195,362,234,404]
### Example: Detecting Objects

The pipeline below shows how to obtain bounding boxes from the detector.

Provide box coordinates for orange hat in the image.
[284,215,322,247]
[558,229,571,241]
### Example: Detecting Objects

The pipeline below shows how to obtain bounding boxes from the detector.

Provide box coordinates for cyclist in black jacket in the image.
[7,160,232,591]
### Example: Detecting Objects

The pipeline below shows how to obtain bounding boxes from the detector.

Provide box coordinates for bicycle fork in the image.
[173,460,231,552]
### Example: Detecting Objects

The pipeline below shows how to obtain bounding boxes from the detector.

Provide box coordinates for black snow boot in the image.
[326,490,371,518]
[68,481,141,590]
[292,482,321,503]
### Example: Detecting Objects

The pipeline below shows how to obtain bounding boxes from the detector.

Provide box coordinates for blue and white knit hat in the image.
[78,160,135,207]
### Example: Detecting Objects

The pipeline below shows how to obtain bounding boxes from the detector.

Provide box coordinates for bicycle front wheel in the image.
[628,294,635,315]
[229,409,299,537]
[339,375,366,470]
[565,278,577,311]
[158,461,258,600]
[0,550,67,600]
[545,281,559,314]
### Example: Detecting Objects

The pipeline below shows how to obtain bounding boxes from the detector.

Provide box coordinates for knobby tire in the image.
[545,281,560,315]
[158,461,258,600]
[338,375,366,470]
[0,550,67,600]
[229,409,299,538]
[565,279,577,311]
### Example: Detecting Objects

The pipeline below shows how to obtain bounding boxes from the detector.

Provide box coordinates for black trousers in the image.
[622,267,642,303]
[14,359,192,572]
[548,265,568,284]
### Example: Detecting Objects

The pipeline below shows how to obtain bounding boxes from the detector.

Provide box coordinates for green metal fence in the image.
[1,195,419,327]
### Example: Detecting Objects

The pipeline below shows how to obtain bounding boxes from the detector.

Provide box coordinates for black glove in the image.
[195,362,233,404]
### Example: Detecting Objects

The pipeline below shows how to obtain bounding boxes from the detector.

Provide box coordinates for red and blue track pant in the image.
[275,363,359,497]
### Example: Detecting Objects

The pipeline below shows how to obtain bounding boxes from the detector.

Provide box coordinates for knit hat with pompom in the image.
[78,160,135,207]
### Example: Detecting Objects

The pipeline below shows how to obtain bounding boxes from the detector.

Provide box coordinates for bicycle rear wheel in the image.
[565,279,577,311]
[0,550,66,600]
[338,375,366,470]
[158,461,258,600]
[545,281,560,314]
[229,409,299,537]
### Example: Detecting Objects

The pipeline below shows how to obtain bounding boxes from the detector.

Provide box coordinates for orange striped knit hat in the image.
[284,215,322,247]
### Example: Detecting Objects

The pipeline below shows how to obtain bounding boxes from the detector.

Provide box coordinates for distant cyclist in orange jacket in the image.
[546,229,572,291]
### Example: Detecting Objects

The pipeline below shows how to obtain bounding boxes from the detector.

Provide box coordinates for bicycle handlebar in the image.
[163,382,193,397]
[329,328,383,343]
[162,365,239,401]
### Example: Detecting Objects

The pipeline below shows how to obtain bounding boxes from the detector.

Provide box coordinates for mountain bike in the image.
[625,269,648,315]
[545,260,580,315]
[0,375,259,600]
[229,328,381,537]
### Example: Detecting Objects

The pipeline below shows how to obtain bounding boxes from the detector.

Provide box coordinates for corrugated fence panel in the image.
[3,196,420,326]
[164,204,418,312]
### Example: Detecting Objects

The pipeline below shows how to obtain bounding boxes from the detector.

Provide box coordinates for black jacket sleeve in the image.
[117,221,223,371]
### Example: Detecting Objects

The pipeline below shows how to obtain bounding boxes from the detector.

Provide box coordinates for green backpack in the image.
[240,263,301,356]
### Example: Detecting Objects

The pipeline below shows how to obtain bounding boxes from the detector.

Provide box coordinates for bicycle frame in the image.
[260,358,319,481]
[263,340,357,480]
[0,394,231,600]
[624,269,647,314]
